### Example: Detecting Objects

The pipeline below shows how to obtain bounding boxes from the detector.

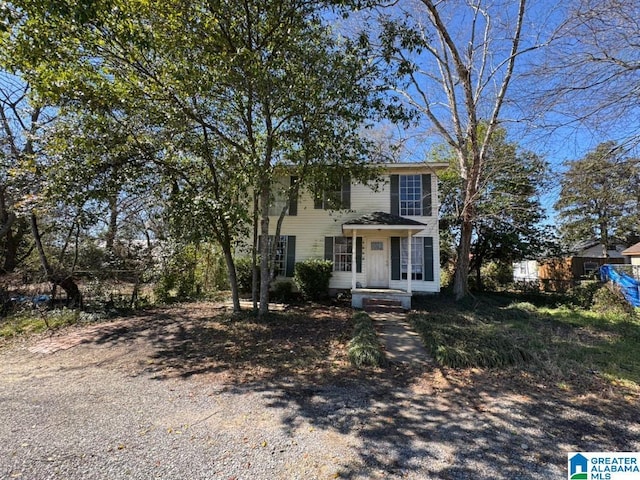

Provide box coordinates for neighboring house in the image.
[622,242,640,266]
[513,239,629,292]
[622,242,640,280]
[264,162,447,308]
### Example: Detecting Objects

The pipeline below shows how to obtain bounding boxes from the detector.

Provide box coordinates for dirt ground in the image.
[1,302,638,479]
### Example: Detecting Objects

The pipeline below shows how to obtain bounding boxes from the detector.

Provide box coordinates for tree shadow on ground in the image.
[88,302,360,383]
[83,302,639,480]
[245,366,639,479]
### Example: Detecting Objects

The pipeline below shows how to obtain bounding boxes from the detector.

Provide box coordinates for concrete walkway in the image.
[368,311,432,366]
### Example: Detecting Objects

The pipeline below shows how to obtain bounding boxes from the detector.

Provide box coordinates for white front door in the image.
[367,238,388,288]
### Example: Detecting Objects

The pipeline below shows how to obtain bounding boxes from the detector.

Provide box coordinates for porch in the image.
[343,212,428,310]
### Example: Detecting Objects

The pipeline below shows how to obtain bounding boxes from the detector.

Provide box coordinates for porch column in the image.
[352,229,357,290]
[407,230,412,294]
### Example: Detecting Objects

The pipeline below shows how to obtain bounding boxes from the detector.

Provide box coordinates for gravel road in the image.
[1,309,638,479]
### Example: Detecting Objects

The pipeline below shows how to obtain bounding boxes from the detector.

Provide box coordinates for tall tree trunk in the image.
[2,218,26,273]
[251,191,259,311]
[453,217,473,299]
[258,184,271,318]
[215,227,241,313]
[30,213,82,307]
[600,220,609,257]
[106,194,118,253]
[453,155,480,299]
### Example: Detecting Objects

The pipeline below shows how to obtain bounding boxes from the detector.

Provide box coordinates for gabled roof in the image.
[343,212,426,232]
[622,242,640,256]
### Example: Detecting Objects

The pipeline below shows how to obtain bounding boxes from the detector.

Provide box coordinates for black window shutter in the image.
[289,176,298,216]
[390,175,399,215]
[285,236,296,277]
[356,237,362,273]
[422,174,432,216]
[341,177,351,209]
[391,237,401,280]
[314,193,323,209]
[423,237,434,281]
[324,237,333,262]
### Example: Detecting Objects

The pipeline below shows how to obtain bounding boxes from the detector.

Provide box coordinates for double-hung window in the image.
[314,177,351,210]
[333,237,353,272]
[264,235,296,277]
[400,174,422,216]
[391,174,432,217]
[324,236,362,273]
[391,236,434,282]
[400,237,424,280]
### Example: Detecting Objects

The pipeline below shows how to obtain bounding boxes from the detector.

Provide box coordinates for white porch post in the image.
[352,229,357,290]
[407,230,412,294]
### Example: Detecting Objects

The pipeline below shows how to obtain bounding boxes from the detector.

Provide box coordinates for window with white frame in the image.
[267,235,289,277]
[400,237,423,280]
[400,175,422,216]
[333,237,353,272]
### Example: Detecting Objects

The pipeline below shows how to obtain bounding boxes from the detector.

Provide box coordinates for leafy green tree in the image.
[4,0,381,315]
[555,141,639,256]
[439,128,548,290]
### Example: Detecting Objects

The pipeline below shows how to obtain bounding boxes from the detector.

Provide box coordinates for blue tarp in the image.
[600,265,640,307]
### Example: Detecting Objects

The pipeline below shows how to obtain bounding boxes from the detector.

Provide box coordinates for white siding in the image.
[513,260,539,282]
[267,168,441,292]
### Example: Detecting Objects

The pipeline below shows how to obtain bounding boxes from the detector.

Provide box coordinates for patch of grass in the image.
[412,294,640,390]
[0,308,80,338]
[410,312,533,369]
[539,306,640,388]
[348,311,386,368]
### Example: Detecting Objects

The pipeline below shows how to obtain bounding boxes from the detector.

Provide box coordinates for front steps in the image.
[352,288,412,310]
[362,297,406,313]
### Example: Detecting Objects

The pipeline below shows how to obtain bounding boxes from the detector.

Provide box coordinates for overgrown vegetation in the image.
[411,311,533,369]
[348,311,386,368]
[411,293,640,390]
[153,243,229,303]
[0,308,82,338]
[294,259,332,301]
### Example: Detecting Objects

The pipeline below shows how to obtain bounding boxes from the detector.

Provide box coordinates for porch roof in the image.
[342,211,426,233]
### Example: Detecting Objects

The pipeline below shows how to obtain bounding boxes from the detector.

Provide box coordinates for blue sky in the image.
[331,0,639,224]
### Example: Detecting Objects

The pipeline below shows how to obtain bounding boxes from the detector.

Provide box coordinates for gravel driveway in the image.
[1,305,638,479]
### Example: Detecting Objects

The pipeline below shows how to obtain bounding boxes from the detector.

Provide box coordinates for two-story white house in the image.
[265,162,448,309]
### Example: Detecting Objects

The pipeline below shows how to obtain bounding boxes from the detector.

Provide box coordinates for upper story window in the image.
[314,177,351,210]
[268,176,298,216]
[400,175,422,216]
[268,189,288,216]
[391,173,432,217]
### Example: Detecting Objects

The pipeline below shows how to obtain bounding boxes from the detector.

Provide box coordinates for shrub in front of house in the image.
[270,279,295,303]
[293,259,332,300]
[234,257,259,294]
